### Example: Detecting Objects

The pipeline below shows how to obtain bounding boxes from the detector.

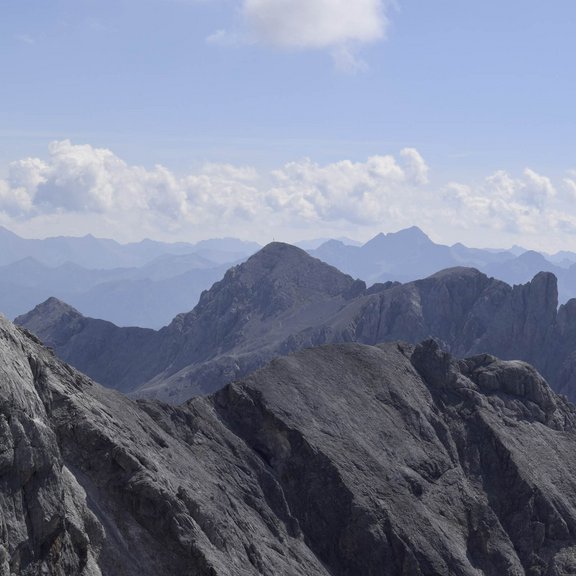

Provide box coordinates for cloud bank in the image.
[1,140,576,251]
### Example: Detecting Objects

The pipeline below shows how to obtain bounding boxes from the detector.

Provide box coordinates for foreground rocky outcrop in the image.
[3,314,576,574]
[17,242,576,403]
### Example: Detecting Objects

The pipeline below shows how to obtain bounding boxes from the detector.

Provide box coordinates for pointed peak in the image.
[315,239,347,251]
[363,232,386,246]
[389,226,431,241]
[363,227,433,250]
[190,241,356,319]
[16,297,83,324]
[15,298,86,349]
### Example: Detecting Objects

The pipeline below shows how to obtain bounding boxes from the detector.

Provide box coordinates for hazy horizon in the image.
[2,1,575,251]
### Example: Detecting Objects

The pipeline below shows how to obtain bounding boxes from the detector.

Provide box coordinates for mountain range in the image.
[310,226,576,303]
[0,225,261,269]
[4,225,576,330]
[17,242,576,405]
[4,312,576,575]
[0,227,260,328]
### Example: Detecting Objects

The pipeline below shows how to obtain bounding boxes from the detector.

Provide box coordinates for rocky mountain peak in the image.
[15,297,85,347]
[181,242,358,325]
[26,295,82,316]
[224,241,353,290]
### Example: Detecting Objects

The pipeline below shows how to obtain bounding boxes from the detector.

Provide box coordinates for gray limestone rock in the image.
[3,314,576,573]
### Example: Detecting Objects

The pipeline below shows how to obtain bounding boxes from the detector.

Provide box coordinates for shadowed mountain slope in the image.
[3,315,576,575]
[16,242,576,403]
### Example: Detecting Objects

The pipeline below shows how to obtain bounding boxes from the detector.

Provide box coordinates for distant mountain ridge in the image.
[4,225,576,329]
[0,256,230,328]
[0,228,260,327]
[0,226,261,268]
[17,242,576,404]
[309,226,576,303]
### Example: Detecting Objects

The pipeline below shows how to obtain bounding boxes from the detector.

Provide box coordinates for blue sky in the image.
[1,0,576,251]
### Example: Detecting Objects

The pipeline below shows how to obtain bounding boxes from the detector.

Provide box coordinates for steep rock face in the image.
[211,341,576,575]
[0,320,104,575]
[4,315,576,575]
[0,316,331,575]
[350,268,559,366]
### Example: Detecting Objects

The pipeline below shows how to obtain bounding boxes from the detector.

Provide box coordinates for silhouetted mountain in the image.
[0,229,265,327]
[484,250,560,284]
[17,242,576,404]
[294,236,362,250]
[548,249,576,266]
[0,255,229,328]
[0,226,260,268]
[311,226,516,284]
[4,315,576,575]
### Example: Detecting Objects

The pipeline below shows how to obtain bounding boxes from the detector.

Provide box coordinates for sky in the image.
[1,0,576,252]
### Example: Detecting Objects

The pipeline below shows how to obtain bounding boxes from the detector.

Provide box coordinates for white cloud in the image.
[208,0,392,71]
[521,168,556,208]
[564,178,576,200]
[0,141,427,239]
[3,141,576,251]
[0,179,34,215]
[242,0,387,49]
[267,153,420,224]
[400,148,429,186]
[442,168,564,237]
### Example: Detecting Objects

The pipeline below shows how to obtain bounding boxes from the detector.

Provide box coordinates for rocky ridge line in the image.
[3,314,576,574]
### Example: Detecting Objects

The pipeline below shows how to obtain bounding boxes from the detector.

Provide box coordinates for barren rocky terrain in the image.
[2,314,576,574]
